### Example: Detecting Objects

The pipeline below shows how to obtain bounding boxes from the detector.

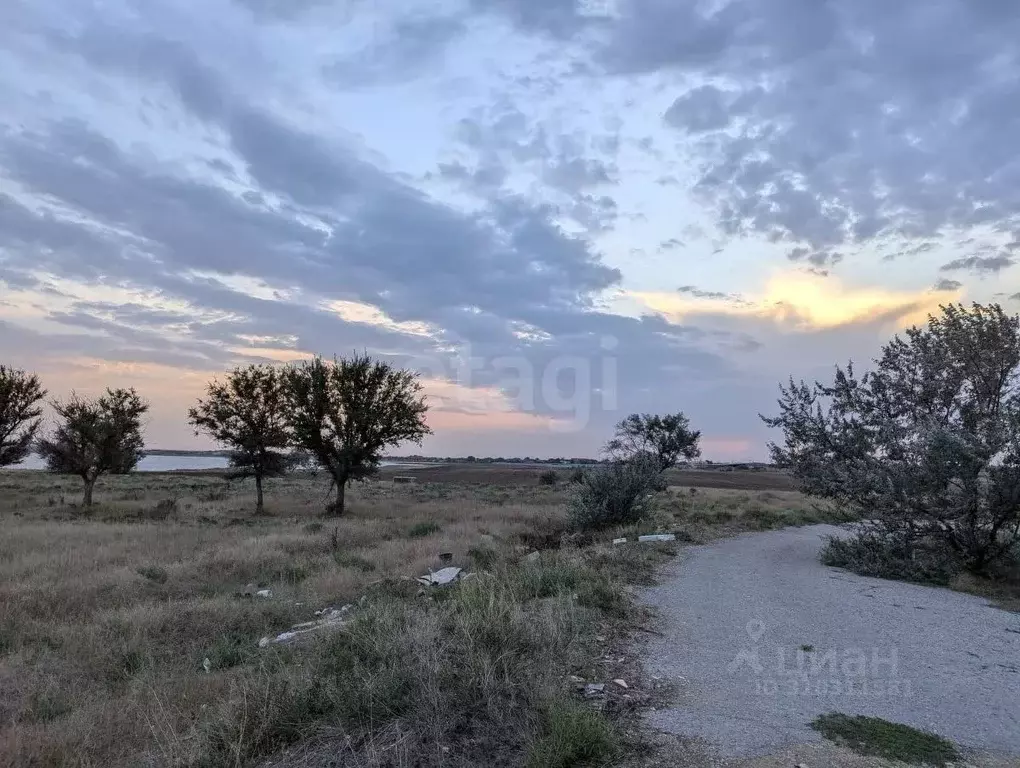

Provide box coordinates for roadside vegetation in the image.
[764,303,1020,608]
[811,713,960,766]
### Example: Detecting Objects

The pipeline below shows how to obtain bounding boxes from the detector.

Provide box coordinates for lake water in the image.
[11,454,232,472]
[9,455,411,472]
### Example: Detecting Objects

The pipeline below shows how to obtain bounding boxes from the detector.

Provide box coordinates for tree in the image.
[605,412,701,470]
[285,354,431,515]
[37,388,148,507]
[0,366,46,467]
[762,303,1020,575]
[189,365,290,514]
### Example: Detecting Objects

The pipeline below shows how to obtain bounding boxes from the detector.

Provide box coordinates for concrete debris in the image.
[258,605,351,647]
[638,533,676,542]
[584,683,606,698]
[417,566,464,586]
[612,678,628,689]
[612,537,627,545]
[523,551,541,564]
[255,589,272,598]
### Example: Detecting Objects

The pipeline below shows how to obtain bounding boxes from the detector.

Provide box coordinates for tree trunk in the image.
[255,473,264,515]
[328,472,347,516]
[82,476,96,508]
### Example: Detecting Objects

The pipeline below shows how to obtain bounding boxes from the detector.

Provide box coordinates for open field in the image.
[0,465,825,767]
[380,462,798,492]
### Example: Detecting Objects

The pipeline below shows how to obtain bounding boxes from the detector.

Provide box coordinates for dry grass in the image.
[0,468,672,767]
[650,485,850,541]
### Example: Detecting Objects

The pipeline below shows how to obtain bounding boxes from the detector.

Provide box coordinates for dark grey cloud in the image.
[939,254,1015,274]
[788,247,843,269]
[664,86,735,133]
[677,285,742,303]
[933,278,962,292]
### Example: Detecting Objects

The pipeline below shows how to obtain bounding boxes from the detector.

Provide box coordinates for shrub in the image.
[538,469,559,486]
[568,458,664,531]
[821,531,961,586]
[764,303,1020,576]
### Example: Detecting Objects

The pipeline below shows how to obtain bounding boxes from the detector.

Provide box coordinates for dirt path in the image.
[639,525,1020,761]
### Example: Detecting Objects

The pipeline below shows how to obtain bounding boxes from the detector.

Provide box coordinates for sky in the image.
[1,0,1019,460]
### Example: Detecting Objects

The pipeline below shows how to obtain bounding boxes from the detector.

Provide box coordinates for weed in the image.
[525,698,617,768]
[333,551,377,572]
[203,630,256,671]
[136,565,169,584]
[408,520,442,538]
[811,712,959,765]
[23,685,73,723]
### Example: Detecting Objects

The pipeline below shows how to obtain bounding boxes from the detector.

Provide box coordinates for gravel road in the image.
[640,525,1020,759]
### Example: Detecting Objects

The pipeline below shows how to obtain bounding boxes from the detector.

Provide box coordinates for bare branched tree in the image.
[762,303,1020,574]
[37,388,148,507]
[0,365,46,468]
[285,354,431,515]
[189,365,290,514]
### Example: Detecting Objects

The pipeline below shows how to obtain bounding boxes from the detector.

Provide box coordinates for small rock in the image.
[584,683,606,698]
[523,551,541,564]
[258,636,270,648]
[612,537,627,545]
[568,675,585,684]
[638,533,676,542]
[612,678,628,689]
[796,763,809,768]
[255,589,272,598]
[202,657,212,673]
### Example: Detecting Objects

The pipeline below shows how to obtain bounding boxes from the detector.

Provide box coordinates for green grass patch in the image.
[810,713,959,766]
[525,699,617,768]
[407,521,442,538]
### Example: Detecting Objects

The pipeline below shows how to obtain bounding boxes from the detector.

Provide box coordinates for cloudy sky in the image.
[2,0,1019,459]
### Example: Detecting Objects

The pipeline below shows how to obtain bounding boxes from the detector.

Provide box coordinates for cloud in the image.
[933,278,963,292]
[677,285,740,302]
[323,14,466,88]
[939,254,1015,274]
[635,272,957,332]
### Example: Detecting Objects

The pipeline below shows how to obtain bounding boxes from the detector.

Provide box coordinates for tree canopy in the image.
[37,388,148,507]
[0,365,46,467]
[189,365,290,514]
[285,354,431,515]
[605,412,701,470]
[763,303,1020,573]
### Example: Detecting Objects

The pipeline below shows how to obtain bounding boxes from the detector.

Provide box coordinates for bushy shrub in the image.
[568,458,664,531]
[820,530,962,586]
[538,469,559,485]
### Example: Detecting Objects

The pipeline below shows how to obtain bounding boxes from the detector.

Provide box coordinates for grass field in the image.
[0,465,823,767]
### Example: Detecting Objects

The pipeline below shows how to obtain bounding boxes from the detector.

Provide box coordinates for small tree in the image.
[605,412,701,470]
[285,354,431,515]
[37,388,148,507]
[0,366,46,467]
[189,365,290,514]
[762,303,1020,575]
